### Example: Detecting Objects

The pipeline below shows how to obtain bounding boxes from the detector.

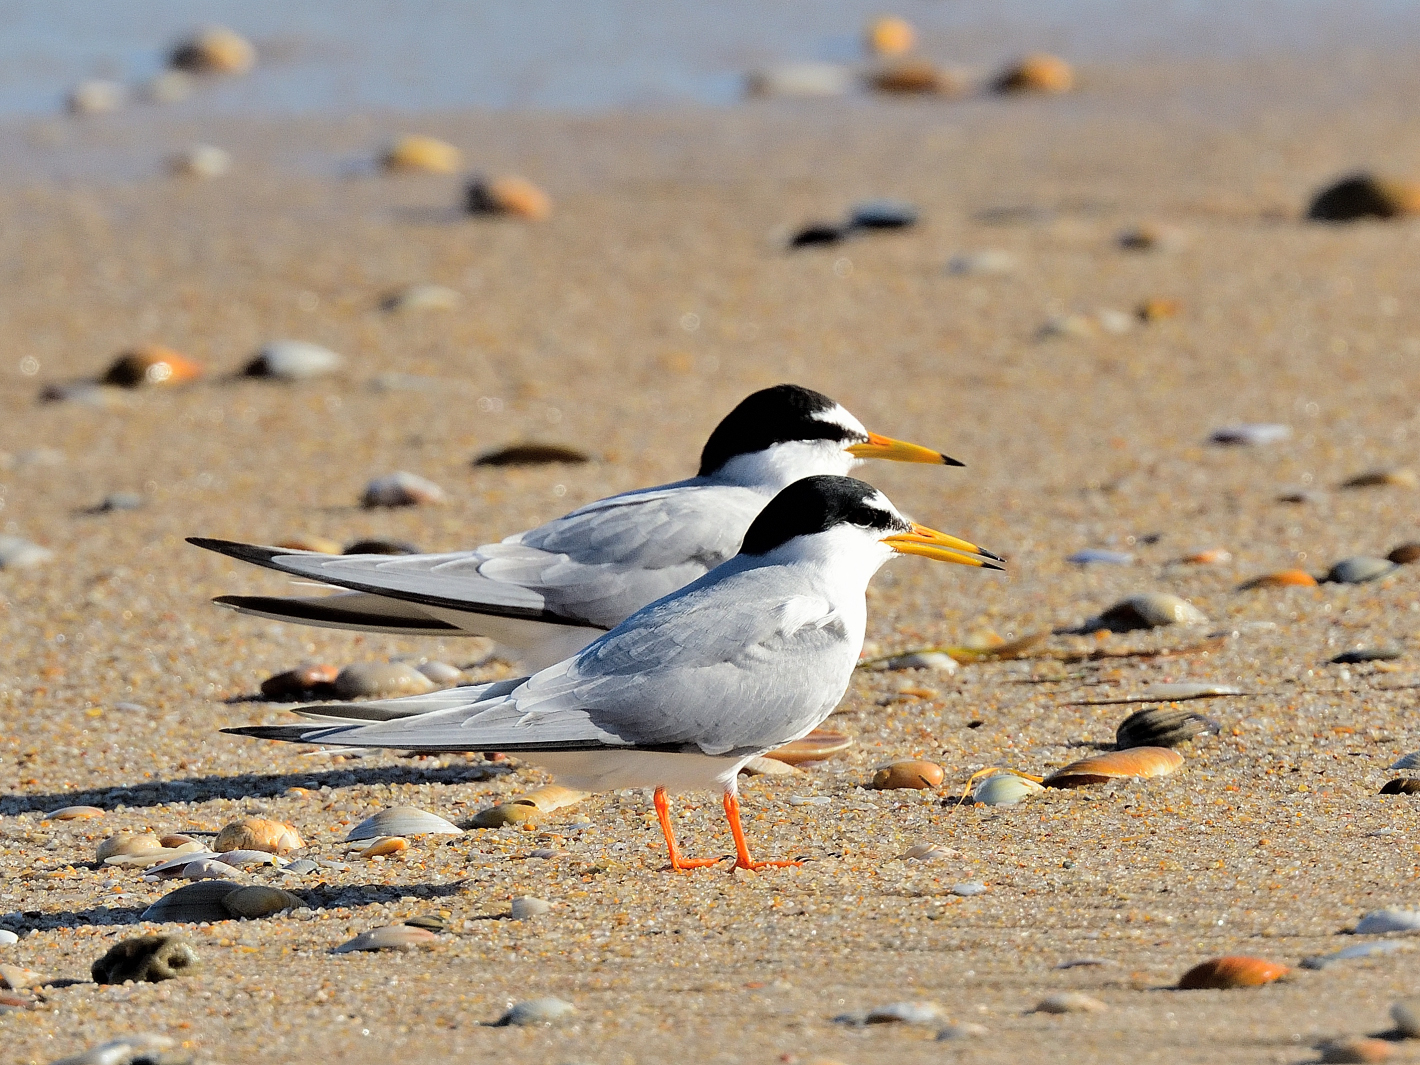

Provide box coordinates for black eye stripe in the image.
[740,475,899,555]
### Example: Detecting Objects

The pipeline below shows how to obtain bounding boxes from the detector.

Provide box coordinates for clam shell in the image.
[345,806,462,842]
[1390,753,1420,770]
[95,833,163,863]
[1176,955,1289,989]
[216,849,284,868]
[244,340,344,381]
[872,760,945,790]
[471,803,540,827]
[1326,556,1397,584]
[221,885,302,919]
[141,850,222,878]
[357,837,409,858]
[141,881,241,923]
[465,175,552,220]
[470,783,587,827]
[334,924,438,953]
[1044,747,1184,788]
[494,997,577,1026]
[170,25,255,74]
[899,843,955,861]
[764,729,853,765]
[509,897,553,919]
[1115,708,1219,750]
[334,661,437,698]
[1380,779,1420,795]
[52,1034,176,1065]
[261,663,339,699]
[1090,593,1207,632]
[173,858,241,881]
[739,755,801,777]
[1033,991,1106,1014]
[214,817,303,855]
[1354,908,1420,934]
[835,1001,945,1027]
[381,135,461,175]
[43,805,103,821]
[993,53,1073,94]
[361,472,446,508]
[1301,940,1410,969]
[971,772,1045,806]
[1238,569,1318,589]
[104,840,205,869]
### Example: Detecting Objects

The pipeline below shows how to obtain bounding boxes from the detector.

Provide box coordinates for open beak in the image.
[847,431,964,467]
[885,523,1005,570]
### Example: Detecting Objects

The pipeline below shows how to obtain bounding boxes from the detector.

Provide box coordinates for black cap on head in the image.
[739,475,907,555]
[698,384,862,477]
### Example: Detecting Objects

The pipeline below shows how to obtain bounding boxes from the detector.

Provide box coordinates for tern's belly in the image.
[530,749,750,794]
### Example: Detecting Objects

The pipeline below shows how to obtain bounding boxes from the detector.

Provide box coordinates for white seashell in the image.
[835,1001,946,1026]
[971,773,1044,806]
[1097,309,1135,335]
[1139,683,1243,700]
[382,284,461,313]
[105,841,206,869]
[495,997,577,1026]
[334,924,438,953]
[0,535,54,569]
[96,833,164,863]
[216,849,284,869]
[1209,423,1292,446]
[746,62,853,98]
[739,755,801,777]
[245,340,344,381]
[509,897,553,919]
[950,881,988,896]
[142,850,220,879]
[362,471,446,508]
[51,1034,175,1065]
[1301,940,1410,969]
[1391,752,1420,770]
[334,662,436,699]
[176,858,241,882]
[415,660,464,684]
[345,806,463,841]
[0,930,17,945]
[899,843,955,861]
[1034,991,1106,1014]
[170,143,231,178]
[1354,908,1420,934]
[1091,593,1208,632]
[141,880,242,922]
[41,805,102,821]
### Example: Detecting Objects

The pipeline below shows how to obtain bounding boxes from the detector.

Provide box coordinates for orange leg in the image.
[654,786,723,871]
[723,791,803,870]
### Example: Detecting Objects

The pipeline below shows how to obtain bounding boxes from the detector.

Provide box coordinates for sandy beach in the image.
[2,40,1420,1065]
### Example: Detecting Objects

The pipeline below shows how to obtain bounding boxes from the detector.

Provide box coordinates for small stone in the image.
[466,175,551,220]
[495,997,577,1026]
[170,25,256,74]
[1087,593,1207,632]
[950,881,988,897]
[1067,548,1134,565]
[68,80,125,115]
[745,62,853,99]
[473,443,591,467]
[1325,557,1397,584]
[1209,423,1292,446]
[1391,997,1420,1038]
[335,661,437,698]
[362,471,446,507]
[1343,467,1418,490]
[1354,908,1420,934]
[221,885,303,919]
[213,817,303,855]
[1033,991,1106,1014]
[381,284,462,313]
[1308,173,1420,221]
[100,346,203,388]
[0,536,53,569]
[946,250,1017,276]
[170,144,231,178]
[994,54,1074,94]
[849,200,918,229]
[260,663,339,700]
[335,925,438,953]
[510,897,553,919]
[91,935,198,984]
[1388,542,1420,565]
[382,135,462,174]
[866,16,915,55]
[1317,1037,1394,1063]
[872,760,945,790]
[868,59,963,95]
[243,340,344,381]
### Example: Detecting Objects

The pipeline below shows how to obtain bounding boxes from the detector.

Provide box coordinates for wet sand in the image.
[3,46,1420,1065]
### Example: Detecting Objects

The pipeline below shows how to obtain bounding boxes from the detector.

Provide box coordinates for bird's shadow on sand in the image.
[1,762,508,817]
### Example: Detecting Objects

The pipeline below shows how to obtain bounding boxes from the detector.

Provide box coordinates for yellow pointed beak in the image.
[884,523,1005,569]
[847,431,964,467]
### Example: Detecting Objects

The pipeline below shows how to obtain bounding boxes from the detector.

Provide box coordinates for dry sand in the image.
[2,46,1420,1065]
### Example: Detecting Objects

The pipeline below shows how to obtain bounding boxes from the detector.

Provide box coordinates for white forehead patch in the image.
[810,403,868,439]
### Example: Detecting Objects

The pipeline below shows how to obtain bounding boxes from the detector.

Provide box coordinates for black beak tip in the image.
[942,454,966,467]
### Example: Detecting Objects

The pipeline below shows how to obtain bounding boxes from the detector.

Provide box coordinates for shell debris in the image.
[1044,747,1184,788]
[466,175,552,220]
[345,806,463,841]
[872,760,945,790]
[170,25,256,74]
[335,925,439,953]
[213,817,303,855]
[382,135,462,174]
[1176,956,1289,989]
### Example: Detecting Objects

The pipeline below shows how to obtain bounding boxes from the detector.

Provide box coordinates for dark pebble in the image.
[789,224,848,248]
[1389,542,1420,565]
[1331,647,1402,664]
[91,935,198,984]
[849,199,918,229]
[473,443,591,467]
[1308,173,1420,222]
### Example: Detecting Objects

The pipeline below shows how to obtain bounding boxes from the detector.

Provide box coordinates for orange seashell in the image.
[382,135,462,175]
[1238,569,1317,590]
[866,16,915,56]
[100,345,204,388]
[1177,955,1289,990]
[764,729,854,765]
[994,53,1074,94]
[1137,297,1182,322]
[170,26,255,75]
[1179,548,1231,565]
[868,59,963,95]
[872,760,945,790]
[359,836,409,858]
[1044,746,1183,788]
[466,175,551,220]
[213,816,304,855]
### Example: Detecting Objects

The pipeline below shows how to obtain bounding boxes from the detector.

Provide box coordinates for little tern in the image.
[191,384,961,668]
[225,475,1002,871]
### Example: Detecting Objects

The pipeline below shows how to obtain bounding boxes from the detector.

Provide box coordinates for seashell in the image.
[745,62,853,99]
[170,26,256,74]
[1176,955,1289,989]
[1342,466,1418,490]
[899,843,955,861]
[335,924,438,953]
[105,840,205,870]
[1033,991,1105,1014]
[1308,173,1420,222]
[872,760,945,790]
[244,340,344,381]
[1325,556,1397,585]
[92,492,144,513]
[170,144,230,178]
[91,934,199,984]
[53,1034,177,1065]
[362,471,446,508]
[0,931,18,945]
[850,200,918,230]
[1118,224,1189,252]
[764,729,853,765]
[835,1001,945,1027]
[466,175,552,220]
[159,834,198,848]
[1355,908,1420,934]
[0,965,44,990]
[0,535,53,569]
[993,54,1074,94]
[1392,998,1420,1038]
[1301,940,1410,969]
[1097,309,1135,335]
[344,537,420,555]
[221,885,302,919]
[1333,647,1402,664]
[946,250,1017,276]
[1178,548,1230,565]
[281,859,319,875]
[1316,1037,1394,1063]
[345,806,462,841]
[789,223,848,248]
[414,660,463,685]
[142,851,224,881]
[1139,683,1242,700]
[1388,542,1420,565]
[1089,593,1207,632]
[358,837,409,858]
[95,833,163,863]
[866,16,915,55]
[100,346,203,388]
[937,1022,990,1040]
[335,661,437,699]
[163,858,240,882]
[145,69,194,103]
[1381,779,1420,795]
[509,897,553,919]
[1238,569,1317,589]
[495,997,577,1026]
[1067,548,1133,565]
[739,755,800,777]
[473,442,591,467]
[43,805,103,822]
[68,79,125,115]
[214,816,304,855]
[1037,313,1096,340]
[1392,753,1420,771]
[381,284,461,313]
[881,651,957,673]
[971,772,1044,806]
[1137,297,1182,322]
[1209,423,1291,446]
[216,849,284,868]
[867,60,963,95]
[1115,707,1219,750]
[261,663,339,700]
[381,135,462,174]
[472,803,539,827]
[950,881,987,896]
[1044,747,1183,788]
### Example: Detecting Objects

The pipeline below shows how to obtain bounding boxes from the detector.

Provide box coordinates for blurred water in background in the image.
[0,0,1416,118]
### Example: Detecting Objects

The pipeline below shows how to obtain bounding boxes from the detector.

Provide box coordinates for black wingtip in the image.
[941,454,967,468]
[188,537,293,569]
[221,725,323,741]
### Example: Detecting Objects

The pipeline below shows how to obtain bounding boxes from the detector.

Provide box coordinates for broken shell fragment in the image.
[466,175,551,220]
[244,340,344,381]
[970,772,1044,806]
[993,54,1074,94]
[335,925,438,953]
[764,729,853,765]
[345,806,462,841]
[100,346,203,388]
[1308,173,1420,221]
[1115,708,1219,750]
[362,471,446,507]
[1238,569,1317,589]
[1380,779,1420,795]
[170,26,255,75]
[221,885,302,919]
[96,833,163,863]
[1176,956,1289,989]
[1325,557,1397,584]
[872,760,945,790]
[1089,593,1207,632]
[358,837,409,858]
[381,135,461,174]
[213,817,304,855]
[1044,747,1183,788]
